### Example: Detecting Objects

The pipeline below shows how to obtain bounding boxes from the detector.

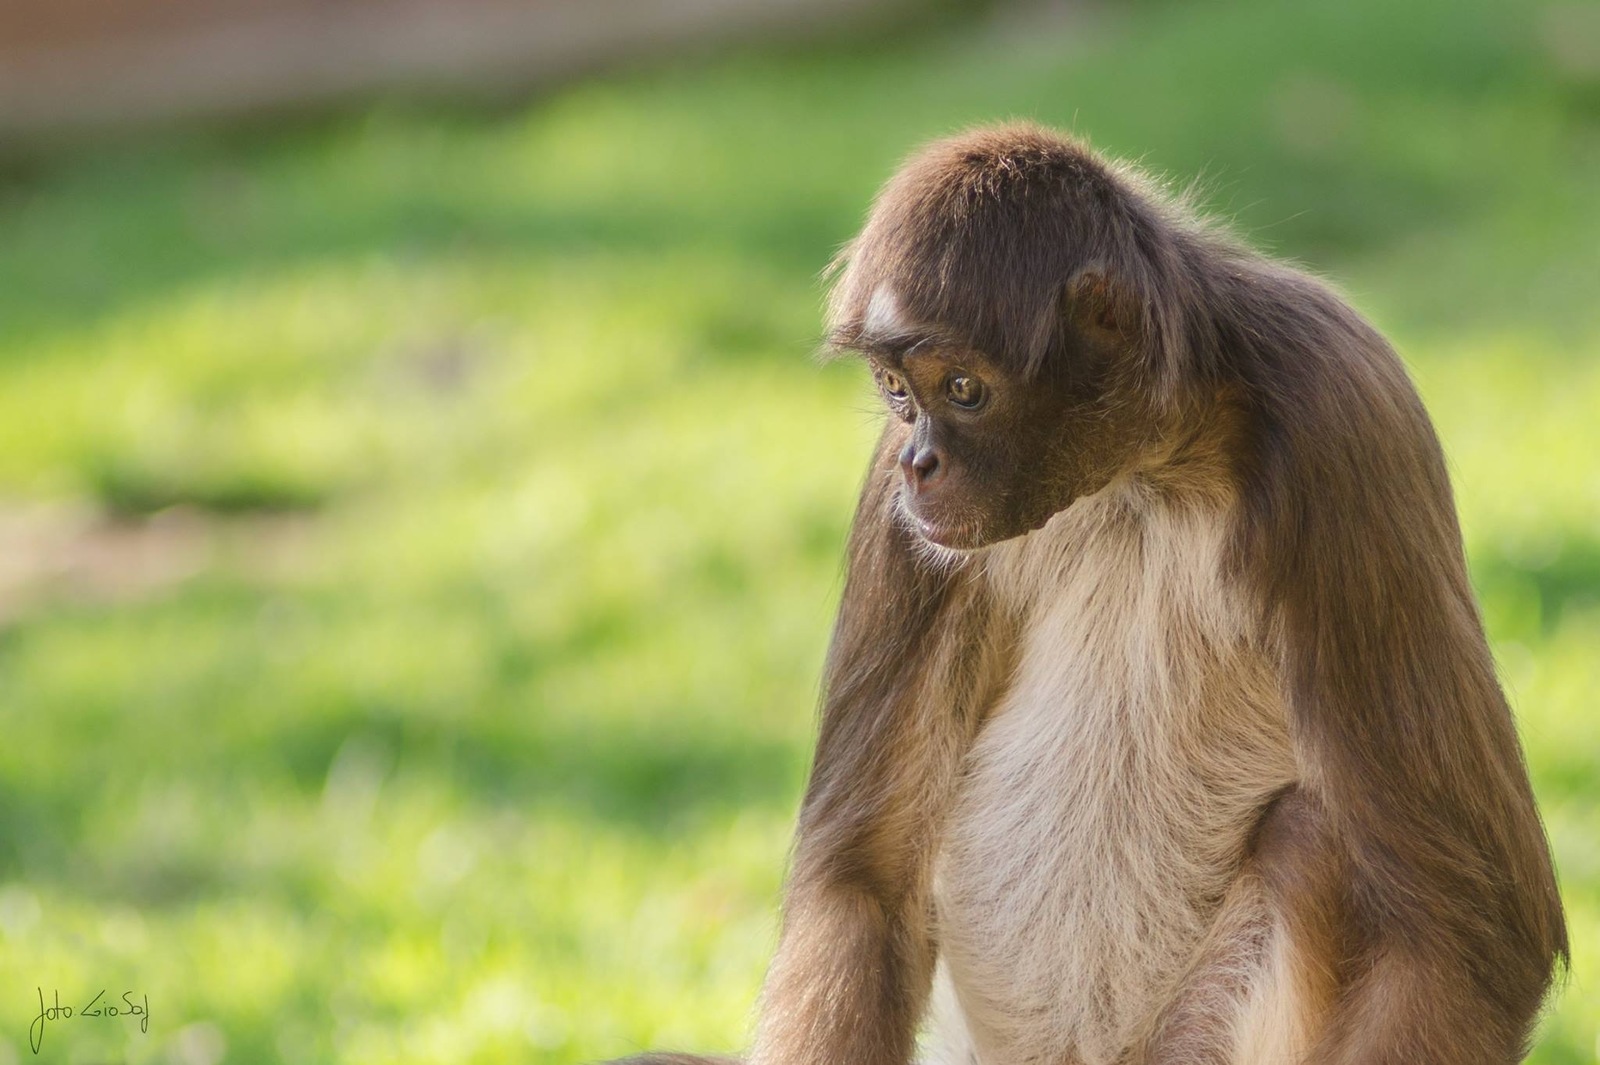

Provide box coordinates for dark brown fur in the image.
[605,124,1565,1065]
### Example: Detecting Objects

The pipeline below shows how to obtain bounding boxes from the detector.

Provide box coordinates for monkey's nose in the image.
[898,443,943,490]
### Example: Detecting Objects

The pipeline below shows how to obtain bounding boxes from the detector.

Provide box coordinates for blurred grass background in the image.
[0,0,1597,1061]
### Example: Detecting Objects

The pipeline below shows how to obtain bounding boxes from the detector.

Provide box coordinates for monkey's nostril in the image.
[898,444,943,489]
[897,443,918,477]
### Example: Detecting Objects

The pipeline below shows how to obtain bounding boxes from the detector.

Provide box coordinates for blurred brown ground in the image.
[0,0,910,136]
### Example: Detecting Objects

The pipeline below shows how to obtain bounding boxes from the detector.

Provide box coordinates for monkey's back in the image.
[929,475,1296,1065]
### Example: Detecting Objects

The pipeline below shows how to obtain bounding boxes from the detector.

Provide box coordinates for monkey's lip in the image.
[898,491,987,549]
[907,496,1048,550]
[912,514,984,551]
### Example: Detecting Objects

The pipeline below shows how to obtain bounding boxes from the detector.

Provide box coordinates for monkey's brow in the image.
[829,327,950,360]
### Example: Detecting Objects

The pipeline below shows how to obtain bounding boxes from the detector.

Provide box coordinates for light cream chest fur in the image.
[926,481,1298,1065]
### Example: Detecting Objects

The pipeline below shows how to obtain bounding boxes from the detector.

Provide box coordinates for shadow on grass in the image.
[0,709,804,909]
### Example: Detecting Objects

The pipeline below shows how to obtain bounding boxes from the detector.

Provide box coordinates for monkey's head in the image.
[827,125,1192,550]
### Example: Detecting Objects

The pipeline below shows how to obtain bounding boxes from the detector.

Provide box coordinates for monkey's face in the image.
[872,348,1133,551]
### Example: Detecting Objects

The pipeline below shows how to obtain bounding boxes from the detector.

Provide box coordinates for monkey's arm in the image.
[1140,787,1349,1065]
[748,425,999,1065]
[1237,329,1565,1064]
[1275,535,1564,1062]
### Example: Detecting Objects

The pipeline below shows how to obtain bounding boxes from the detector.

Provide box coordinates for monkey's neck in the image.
[1123,385,1250,508]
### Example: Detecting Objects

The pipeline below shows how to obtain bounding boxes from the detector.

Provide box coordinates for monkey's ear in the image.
[1066,269,1142,340]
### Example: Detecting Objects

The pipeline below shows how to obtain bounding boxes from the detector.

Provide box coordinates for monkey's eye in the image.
[946,374,986,409]
[879,370,909,401]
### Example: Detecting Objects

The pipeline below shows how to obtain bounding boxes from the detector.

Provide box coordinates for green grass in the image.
[0,0,1597,1061]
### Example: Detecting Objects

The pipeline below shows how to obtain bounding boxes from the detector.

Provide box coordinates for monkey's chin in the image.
[909,513,991,552]
[898,492,1006,551]
[906,500,1064,552]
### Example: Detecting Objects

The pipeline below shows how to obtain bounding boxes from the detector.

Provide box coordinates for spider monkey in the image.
[611,124,1565,1065]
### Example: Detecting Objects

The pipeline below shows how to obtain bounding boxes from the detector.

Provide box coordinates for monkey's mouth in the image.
[899,486,1055,552]
[901,498,989,551]
[914,515,967,547]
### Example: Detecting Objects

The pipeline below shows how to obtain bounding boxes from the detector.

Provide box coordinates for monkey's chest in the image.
[929,605,1294,1065]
